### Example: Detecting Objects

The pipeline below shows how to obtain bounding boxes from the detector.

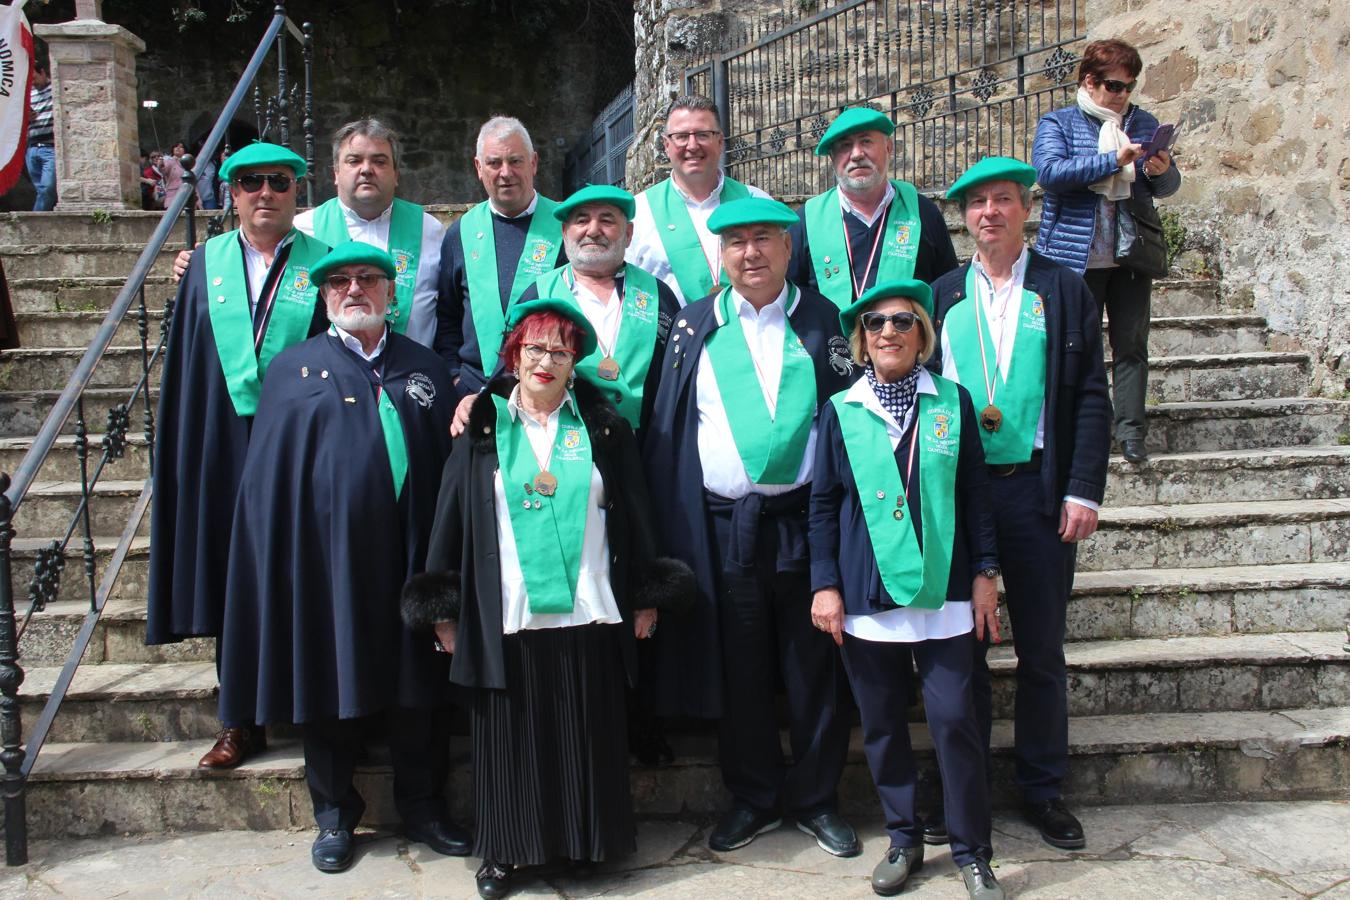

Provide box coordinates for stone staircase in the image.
[1,205,1347,839]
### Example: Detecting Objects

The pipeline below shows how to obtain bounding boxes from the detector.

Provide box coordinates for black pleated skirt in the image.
[470,622,636,866]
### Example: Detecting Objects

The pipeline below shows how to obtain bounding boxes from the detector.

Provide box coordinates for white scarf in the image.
[1076,86,1135,201]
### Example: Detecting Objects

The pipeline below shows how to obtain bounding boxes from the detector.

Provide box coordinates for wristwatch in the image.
[976,566,1000,580]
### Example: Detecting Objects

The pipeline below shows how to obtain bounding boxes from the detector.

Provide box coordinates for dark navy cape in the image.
[217,331,455,725]
[146,242,328,644]
[641,283,859,719]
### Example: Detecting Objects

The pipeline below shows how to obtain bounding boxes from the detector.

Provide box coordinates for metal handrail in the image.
[0,2,315,866]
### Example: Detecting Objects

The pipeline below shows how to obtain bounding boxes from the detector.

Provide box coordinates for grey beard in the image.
[328,308,386,332]
[837,165,887,194]
[565,238,626,274]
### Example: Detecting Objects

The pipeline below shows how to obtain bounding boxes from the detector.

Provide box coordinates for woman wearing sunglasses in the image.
[1033,38,1182,464]
[808,279,1003,899]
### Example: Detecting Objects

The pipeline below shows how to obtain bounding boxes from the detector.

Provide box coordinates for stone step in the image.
[1145,397,1350,454]
[1141,351,1308,404]
[1150,279,1221,317]
[1080,498,1350,573]
[1105,445,1350,507]
[1066,562,1350,641]
[0,347,162,394]
[11,479,148,538]
[0,243,180,281]
[0,434,151,483]
[0,209,217,246]
[23,707,1350,836]
[8,275,176,314]
[9,537,151,620]
[0,387,157,439]
[1138,315,1269,357]
[15,310,166,349]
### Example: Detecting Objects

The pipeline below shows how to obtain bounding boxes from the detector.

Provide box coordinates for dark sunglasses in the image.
[323,273,387,291]
[861,311,918,333]
[1099,78,1138,94]
[234,172,294,193]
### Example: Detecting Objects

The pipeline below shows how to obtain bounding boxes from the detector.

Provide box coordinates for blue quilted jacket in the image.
[1032,104,1182,274]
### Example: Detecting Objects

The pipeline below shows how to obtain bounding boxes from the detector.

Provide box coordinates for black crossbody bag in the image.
[1114,193,1169,278]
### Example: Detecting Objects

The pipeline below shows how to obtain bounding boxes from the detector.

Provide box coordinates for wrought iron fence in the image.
[0,5,315,866]
[681,0,1085,196]
[564,85,635,191]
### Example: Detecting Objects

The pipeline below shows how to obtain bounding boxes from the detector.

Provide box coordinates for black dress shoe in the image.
[404,818,472,856]
[1121,438,1149,463]
[796,811,861,858]
[311,828,354,873]
[709,805,781,851]
[476,859,514,899]
[1024,798,1086,850]
[921,814,949,845]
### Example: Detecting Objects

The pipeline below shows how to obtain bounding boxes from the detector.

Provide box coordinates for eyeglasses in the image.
[664,130,721,145]
[233,172,294,193]
[323,273,387,291]
[1100,78,1138,94]
[861,311,919,333]
[522,344,576,365]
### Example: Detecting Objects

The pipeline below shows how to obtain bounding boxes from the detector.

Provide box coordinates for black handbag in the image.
[1113,193,1169,279]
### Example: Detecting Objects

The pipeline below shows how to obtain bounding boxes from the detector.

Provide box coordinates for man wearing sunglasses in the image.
[930,156,1110,852]
[147,141,331,771]
[788,107,958,311]
[627,94,771,306]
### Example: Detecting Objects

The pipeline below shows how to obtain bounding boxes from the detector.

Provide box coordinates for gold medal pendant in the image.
[533,471,558,497]
[980,404,1003,433]
[596,356,621,382]
[893,508,904,521]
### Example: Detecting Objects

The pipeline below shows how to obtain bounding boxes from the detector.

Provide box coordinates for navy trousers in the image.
[302,707,451,831]
[842,630,991,866]
[709,507,851,817]
[974,469,1076,804]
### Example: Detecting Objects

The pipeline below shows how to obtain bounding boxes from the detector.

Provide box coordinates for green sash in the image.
[460,196,562,373]
[311,197,424,335]
[705,286,817,484]
[493,393,592,614]
[803,180,923,309]
[831,377,961,610]
[647,175,750,301]
[943,267,1048,465]
[377,388,409,498]
[203,229,328,417]
[532,263,661,429]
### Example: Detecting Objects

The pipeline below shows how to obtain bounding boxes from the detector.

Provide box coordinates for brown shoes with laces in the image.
[197,725,267,768]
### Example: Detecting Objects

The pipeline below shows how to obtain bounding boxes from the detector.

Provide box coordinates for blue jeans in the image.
[26,144,56,211]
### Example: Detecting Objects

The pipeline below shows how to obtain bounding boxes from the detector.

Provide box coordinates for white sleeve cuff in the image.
[1063,495,1100,513]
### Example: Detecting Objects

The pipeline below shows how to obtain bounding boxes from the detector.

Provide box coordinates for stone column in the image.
[34,1,146,211]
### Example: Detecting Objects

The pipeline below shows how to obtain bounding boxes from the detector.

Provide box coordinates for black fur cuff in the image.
[401,571,461,628]
[633,557,696,614]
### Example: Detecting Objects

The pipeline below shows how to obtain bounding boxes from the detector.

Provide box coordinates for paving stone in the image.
[1143,352,1307,403]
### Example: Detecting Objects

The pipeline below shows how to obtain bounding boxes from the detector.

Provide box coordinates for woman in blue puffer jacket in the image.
[1033,38,1181,464]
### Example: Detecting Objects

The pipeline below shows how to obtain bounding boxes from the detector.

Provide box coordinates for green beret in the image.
[814,107,895,156]
[705,197,798,234]
[945,156,1037,202]
[839,278,934,336]
[310,242,397,287]
[506,297,598,361]
[218,141,308,183]
[553,184,636,222]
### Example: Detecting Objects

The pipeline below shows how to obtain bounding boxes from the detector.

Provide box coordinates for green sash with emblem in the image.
[312,197,424,335]
[204,229,328,417]
[460,196,562,373]
[533,263,661,429]
[831,377,961,610]
[705,286,816,484]
[647,176,750,301]
[943,267,1047,465]
[493,393,592,613]
[803,180,923,309]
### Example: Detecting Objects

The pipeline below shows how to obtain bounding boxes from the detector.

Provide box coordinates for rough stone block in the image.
[160,775,299,831]
[1067,671,1107,717]
[1258,665,1319,710]
[27,779,158,837]
[1232,587,1350,632]
[1103,749,1219,804]
[1106,670,1180,715]
[1310,517,1350,562]
[1067,594,1133,640]
[1177,666,1259,711]
[1131,593,1234,638]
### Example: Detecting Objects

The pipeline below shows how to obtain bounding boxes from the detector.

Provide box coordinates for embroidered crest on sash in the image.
[394,250,412,275]
[293,270,310,292]
[405,373,437,408]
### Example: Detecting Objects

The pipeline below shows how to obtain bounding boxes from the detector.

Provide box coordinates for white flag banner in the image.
[0,0,34,197]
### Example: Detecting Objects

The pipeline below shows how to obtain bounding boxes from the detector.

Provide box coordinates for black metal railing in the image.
[564,85,636,192]
[0,3,315,866]
[681,0,1085,196]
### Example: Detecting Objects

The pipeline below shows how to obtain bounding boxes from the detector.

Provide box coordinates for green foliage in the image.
[1337,432,1350,446]
[91,208,113,226]
[1160,210,1187,269]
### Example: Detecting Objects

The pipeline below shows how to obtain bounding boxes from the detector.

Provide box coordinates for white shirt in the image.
[628,173,771,306]
[839,180,896,229]
[568,273,625,357]
[294,198,445,348]
[695,284,816,498]
[837,372,975,643]
[330,324,387,362]
[492,386,623,634]
[239,231,295,316]
[940,246,1098,512]
[489,191,538,220]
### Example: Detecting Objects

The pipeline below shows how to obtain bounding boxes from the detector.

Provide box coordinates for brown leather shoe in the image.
[198,726,266,769]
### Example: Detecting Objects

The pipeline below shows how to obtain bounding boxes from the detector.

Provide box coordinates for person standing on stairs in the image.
[930,156,1111,852]
[146,142,331,770]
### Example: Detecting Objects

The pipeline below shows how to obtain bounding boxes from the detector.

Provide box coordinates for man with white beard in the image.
[788,108,958,310]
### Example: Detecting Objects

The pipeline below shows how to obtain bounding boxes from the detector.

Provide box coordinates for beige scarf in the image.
[1076,86,1135,201]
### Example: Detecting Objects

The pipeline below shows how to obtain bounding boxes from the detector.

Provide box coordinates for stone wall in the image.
[1085,0,1350,390]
